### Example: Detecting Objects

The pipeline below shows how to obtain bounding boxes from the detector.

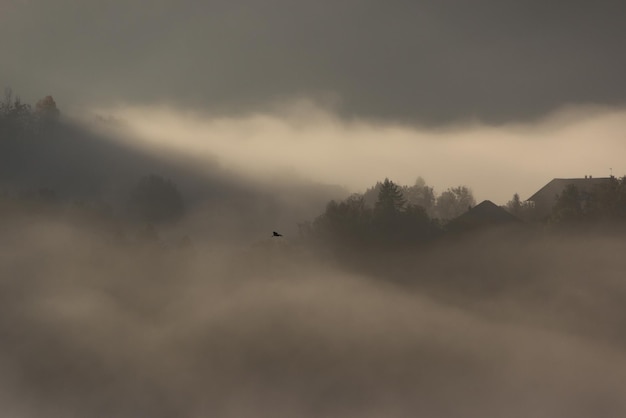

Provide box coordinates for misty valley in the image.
[2,94,626,417]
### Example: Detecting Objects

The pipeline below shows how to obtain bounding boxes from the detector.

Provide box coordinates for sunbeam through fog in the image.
[97,102,626,204]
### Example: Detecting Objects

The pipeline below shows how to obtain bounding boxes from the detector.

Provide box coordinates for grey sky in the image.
[3,0,626,124]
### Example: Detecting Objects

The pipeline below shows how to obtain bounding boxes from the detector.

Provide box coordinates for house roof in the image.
[447,200,522,231]
[527,177,612,202]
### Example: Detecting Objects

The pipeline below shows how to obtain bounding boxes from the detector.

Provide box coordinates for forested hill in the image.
[0,92,346,239]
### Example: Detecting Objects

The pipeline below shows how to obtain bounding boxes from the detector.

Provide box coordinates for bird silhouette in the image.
[272,231,283,237]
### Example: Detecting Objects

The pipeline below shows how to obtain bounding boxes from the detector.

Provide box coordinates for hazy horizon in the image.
[83,101,626,205]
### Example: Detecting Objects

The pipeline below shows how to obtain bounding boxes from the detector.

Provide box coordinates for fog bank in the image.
[99,102,626,204]
[1,218,626,417]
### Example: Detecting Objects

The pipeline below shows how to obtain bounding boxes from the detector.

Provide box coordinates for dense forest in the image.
[2,92,626,417]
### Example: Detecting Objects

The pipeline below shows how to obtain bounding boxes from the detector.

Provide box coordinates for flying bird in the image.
[272,231,283,237]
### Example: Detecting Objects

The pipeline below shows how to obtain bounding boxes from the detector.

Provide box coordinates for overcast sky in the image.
[3,0,626,202]
[3,0,626,123]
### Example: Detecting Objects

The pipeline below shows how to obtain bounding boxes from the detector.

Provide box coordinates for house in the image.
[447,200,522,232]
[526,177,612,220]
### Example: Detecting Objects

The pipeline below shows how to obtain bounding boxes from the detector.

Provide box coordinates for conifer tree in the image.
[375,178,406,214]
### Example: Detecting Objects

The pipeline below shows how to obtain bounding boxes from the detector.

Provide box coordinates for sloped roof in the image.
[527,178,611,202]
[448,200,522,231]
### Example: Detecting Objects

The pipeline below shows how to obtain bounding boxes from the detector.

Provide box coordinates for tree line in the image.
[5,89,626,250]
[360,176,476,221]
[309,175,626,250]
[548,179,626,224]
[504,177,626,225]
[1,89,186,241]
[0,88,60,137]
[305,178,476,249]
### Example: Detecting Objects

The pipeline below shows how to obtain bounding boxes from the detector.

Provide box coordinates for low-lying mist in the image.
[2,216,626,417]
[4,96,626,416]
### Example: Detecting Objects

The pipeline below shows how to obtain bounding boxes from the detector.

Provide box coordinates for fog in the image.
[1,214,626,417]
[4,0,626,411]
[4,87,626,415]
[97,102,626,204]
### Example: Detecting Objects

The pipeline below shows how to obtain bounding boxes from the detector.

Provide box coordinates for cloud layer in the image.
[3,0,626,123]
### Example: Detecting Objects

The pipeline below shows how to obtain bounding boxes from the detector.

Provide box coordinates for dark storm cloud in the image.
[2,0,626,123]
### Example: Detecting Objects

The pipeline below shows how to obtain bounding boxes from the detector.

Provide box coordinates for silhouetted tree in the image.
[402,177,436,216]
[550,184,583,224]
[363,176,435,215]
[362,181,382,208]
[372,179,403,239]
[587,176,626,221]
[313,178,441,248]
[0,88,32,136]
[313,194,371,244]
[505,192,535,221]
[375,178,405,215]
[128,175,185,224]
[373,179,427,244]
[507,193,522,214]
[435,186,475,220]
